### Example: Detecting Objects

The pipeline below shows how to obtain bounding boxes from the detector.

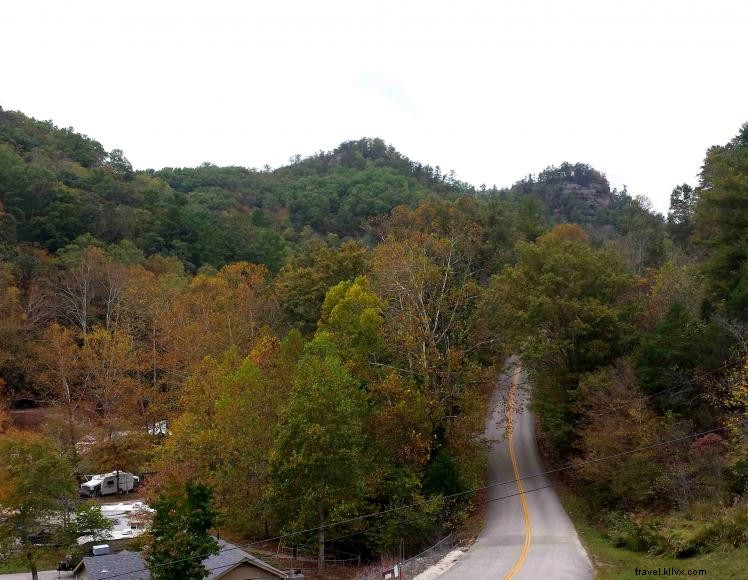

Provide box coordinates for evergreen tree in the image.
[695,123,748,319]
[145,482,219,580]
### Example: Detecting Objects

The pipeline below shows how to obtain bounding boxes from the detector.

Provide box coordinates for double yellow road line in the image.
[503,365,532,580]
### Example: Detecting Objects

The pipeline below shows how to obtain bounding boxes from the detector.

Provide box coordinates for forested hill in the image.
[1,106,663,274]
[0,107,470,271]
[3,104,748,574]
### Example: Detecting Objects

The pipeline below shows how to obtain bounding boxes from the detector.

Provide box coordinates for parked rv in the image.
[79,472,140,497]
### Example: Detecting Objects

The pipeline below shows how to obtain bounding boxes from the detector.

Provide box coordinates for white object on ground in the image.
[77,500,153,544]
[412,549,464,580]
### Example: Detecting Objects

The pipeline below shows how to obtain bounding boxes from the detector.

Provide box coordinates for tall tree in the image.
[316,276,385,379]
[695,123,748,319]
[269,338,368,569]
[145,481,219,580]
[54,244,107,335]
[482,224,635,451]
[157,339,295,537]
[0,432,77,580]
[667,183,697,249]
[29,323,84,459]
[275,238,370,332]
[371,204,491,416]
[0,263,24,376]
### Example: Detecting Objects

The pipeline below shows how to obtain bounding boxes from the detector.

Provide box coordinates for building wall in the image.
[218,561,281,580]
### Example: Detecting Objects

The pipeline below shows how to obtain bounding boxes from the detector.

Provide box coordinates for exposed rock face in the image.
[508,162,613,225]
[559,180,612,208]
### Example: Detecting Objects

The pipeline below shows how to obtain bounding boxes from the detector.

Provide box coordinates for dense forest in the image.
[1,106,747,577]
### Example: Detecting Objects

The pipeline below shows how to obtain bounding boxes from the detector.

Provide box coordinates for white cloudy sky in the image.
[3,1,747,212]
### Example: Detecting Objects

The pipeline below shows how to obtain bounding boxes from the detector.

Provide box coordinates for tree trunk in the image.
[152,323,158,388]
[318,505,325,570]
[66,393,77,461]
[26,550,38,580]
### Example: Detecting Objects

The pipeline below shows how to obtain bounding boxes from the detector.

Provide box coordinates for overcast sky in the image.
[3,1,747,212]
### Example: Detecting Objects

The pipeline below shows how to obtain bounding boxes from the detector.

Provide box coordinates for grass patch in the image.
[556,483,748,579]
[0,547,67,574]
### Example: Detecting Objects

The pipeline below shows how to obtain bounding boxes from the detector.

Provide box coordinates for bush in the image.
[603,512,700,558]
[603,504,748,559]
[603,512,660,553]
[727,458,748,496]
[694,506,748,551]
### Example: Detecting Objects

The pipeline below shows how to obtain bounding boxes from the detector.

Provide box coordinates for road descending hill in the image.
[441,360,593,580]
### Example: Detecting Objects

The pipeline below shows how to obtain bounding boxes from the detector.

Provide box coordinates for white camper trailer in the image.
[79,472,140,497]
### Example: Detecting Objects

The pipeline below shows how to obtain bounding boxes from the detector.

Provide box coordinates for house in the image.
[73,550,148,580]
[72,539,301,580]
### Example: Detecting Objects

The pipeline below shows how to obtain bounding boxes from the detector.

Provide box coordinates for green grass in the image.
[0,547,67,574]
[557,484,748,579]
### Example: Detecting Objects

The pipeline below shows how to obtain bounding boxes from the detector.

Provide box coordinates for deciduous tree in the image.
[0,432,77,580]
[269,338,368,569]
[483,224,635,451]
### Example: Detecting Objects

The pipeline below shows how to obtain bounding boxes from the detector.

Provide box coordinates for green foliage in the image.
[423,449,463,497]
[159,344,294,537]
[145,481,219,580]
[57,503,113,546]
[604,512,663,553]
[727,458,748,496]
[106,149,134,180]
[667,184,696,248]
[0,432,78,578]
[317,276,384,373]
[573,360,675,510]
[695,123,748,320]
[636,301,727,400]
[486,225,635,451]
[608,193,667,272]
[276,238,370,331]
[0,108,105,167]
[5,104,748,565]
[602,504,748,559]
[502,162,612,227]
[694,506,748,551]
[268,341,369,532]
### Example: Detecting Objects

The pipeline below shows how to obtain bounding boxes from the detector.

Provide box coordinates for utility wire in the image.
[494,359,740,403]
[324,483,556,545]
[35,361,748,576]
[96,483,559,580]
[643,359,741,400]
[95,418,746,580]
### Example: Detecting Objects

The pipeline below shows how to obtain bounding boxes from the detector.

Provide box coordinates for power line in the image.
[325,483,556,546]
[23,362,746,577]
[498,359,740,403]
[96,483,559,580]
[643,359,741,400]
[94,418,746,580]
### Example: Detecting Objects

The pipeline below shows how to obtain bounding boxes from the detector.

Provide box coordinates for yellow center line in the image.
[503,364,532,580]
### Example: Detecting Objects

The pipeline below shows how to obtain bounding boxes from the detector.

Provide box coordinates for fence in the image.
[358,533,455,580]
[280,540,360,564]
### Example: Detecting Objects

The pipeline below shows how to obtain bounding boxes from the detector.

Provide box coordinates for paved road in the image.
[0,572,73,580]
[441,360,592,580]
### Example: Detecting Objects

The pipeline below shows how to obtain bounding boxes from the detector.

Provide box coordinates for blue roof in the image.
[78,550,149,580]
[75,540,288,579]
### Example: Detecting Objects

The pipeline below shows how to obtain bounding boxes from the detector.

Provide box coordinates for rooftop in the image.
[73,539,292,580]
